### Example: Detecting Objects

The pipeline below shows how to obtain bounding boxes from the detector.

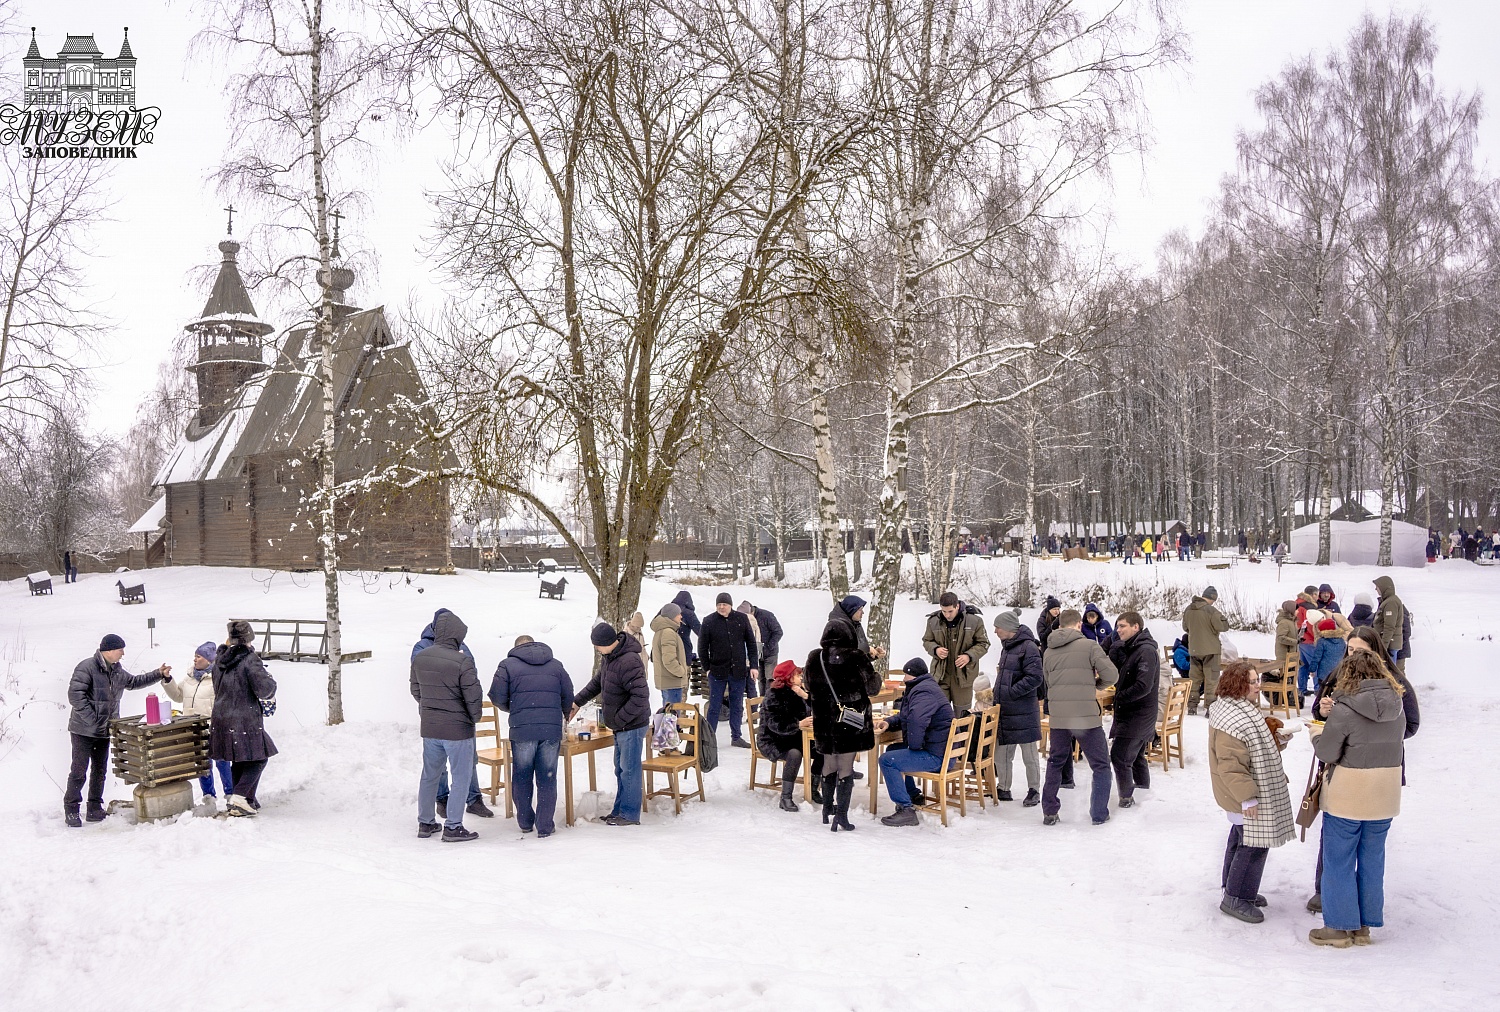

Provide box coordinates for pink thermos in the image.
[145,693,162,725]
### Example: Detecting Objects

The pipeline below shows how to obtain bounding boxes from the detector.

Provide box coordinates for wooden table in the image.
[561,730,614,827]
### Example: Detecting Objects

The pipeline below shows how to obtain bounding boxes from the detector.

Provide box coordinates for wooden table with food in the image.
[561,728,615,827]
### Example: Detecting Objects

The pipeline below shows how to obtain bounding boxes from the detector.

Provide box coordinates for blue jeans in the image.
[707,675,747,741]
[879,747,943,806]
[199,760,234,798]
[437,751,482,805]
[420,737,476,830]
[1297,643,1316,697]
[1321,814,1391,930]
[1042,726,1111,821]
[661,688,686,705]
[610,726,647,822]
[511,738,561,834]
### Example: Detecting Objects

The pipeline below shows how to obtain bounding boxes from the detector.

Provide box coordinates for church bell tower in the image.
[184,225,274,428]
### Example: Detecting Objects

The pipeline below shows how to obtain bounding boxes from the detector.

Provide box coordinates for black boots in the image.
[810,774,825,805]
[880,804,918,827]
[779,781,799,812]
[64,805,82,828]
[85,801,107,823]
[830,776,857,832]
[820,774,838,825]
[1022,789,1041,807]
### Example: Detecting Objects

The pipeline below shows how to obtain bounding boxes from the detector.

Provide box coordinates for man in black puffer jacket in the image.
[875,657,954,826]
[1106,612,1160,808]
[63,634,172,827]
[993,609,1044,806]
[575,622,650,826]
[411,610,483,842]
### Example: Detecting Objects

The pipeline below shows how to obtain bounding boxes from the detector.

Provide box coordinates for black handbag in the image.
[820,663,865,730]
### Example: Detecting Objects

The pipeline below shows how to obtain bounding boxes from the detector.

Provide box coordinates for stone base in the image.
[134,781,195,822]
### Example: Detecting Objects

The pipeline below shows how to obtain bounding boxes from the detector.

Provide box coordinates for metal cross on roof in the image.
[225,203,235,236]
[329,208,344,260]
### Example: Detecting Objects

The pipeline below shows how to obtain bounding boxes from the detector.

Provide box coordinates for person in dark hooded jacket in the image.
[1316,584,1341,614]
[211,620,279,819]
[1082,603,1115,651]
[411,610,483,841]
[670,590,702,663]
[63,634,171,826]
[575,622,651,826]
[809,596,884,832]
[875,657,955,826]
[992,609,1043,806]
[490,635,574,836]
[1107,613,1160,806]
[412,609,489,820]
[1036,595,1062,654]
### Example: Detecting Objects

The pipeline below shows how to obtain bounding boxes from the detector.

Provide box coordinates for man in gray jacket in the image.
[410,610,483,842]
[1040,611,1118,826]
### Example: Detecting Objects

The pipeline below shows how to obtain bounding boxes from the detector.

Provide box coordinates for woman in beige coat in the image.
[1209,660,1294,924]
[650,603,691,705]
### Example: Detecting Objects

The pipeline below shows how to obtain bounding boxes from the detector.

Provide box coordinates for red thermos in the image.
[145,693,162,725]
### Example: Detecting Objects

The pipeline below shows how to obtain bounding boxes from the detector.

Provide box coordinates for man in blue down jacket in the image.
[1106,612,1160,808]
[63,633,172,827]
[490,635,574,837]
[411,610,484,842]
[875,657,955,827]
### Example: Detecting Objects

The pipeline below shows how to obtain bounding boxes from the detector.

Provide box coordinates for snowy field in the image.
[1,556,1496,1010]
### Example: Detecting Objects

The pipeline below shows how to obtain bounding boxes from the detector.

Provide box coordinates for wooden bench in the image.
[117,580,146,604]
[539,576,568,600]
[26,572,53,596]
[231,618,371,663]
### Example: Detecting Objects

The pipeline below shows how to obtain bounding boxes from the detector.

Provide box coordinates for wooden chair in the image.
[643,702,707,815]
[1154,680,1190,771]
[908,712,976,826]
[1038,700,1049,757]
[476,703,514,818]
[1261,656,1299,719]
[961,706,1000,808]
[745,696,783,793]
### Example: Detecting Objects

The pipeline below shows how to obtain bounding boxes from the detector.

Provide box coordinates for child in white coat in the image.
[164,642,233,806]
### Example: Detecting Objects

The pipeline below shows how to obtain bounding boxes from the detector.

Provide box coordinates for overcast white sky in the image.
[10,0,1500,438]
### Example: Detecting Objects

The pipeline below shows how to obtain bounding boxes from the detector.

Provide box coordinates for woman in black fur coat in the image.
[757,660,813,812]
[809,596,884,832]
[209,619,278,818]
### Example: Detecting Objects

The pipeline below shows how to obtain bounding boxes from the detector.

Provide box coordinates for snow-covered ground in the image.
[1,557,1495,1009]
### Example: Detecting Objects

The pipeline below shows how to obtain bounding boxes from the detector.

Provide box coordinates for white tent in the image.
[1289,519,1427,568]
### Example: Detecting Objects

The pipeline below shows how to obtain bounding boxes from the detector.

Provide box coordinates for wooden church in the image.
[133,233,452,571]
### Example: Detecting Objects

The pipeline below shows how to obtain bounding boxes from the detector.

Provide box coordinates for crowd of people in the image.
[1427,526,1499,562]
[62,572,1419,948]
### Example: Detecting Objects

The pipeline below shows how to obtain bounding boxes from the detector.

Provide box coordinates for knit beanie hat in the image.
[902,657,928,678]
[99,633,125,652]
[658,602,682,620]
[1354,592,1373,608]
[838,595,867,618]
[736,601,754,616]
[1317,617,1337,633]
[715,592,733,606]
[195,641,218,662]
[994,608,1022,633]
[590,621,619,646]
[1202,586,1218,601]
[1304,609,1324,627]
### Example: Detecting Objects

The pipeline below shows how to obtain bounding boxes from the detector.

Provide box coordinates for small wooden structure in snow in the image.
[26,572,53,596]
